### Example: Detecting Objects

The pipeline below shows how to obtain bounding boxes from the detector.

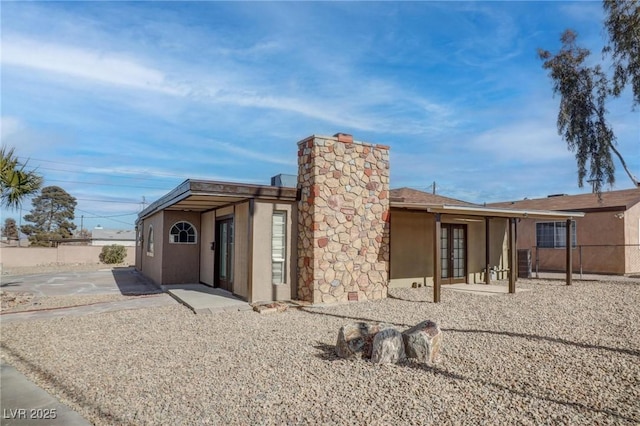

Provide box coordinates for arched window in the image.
[170,221,197,244]
[147,226,154,255]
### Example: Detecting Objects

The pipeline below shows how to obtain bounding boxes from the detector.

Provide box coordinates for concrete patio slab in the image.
[535,272,640,282]
[164,284,252,314]
[438,283,532,296]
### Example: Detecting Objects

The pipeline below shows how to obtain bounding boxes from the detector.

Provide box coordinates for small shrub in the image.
[99,244,127,264]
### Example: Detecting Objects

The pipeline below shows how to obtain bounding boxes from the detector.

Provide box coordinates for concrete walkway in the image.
[1,267,162,297]
[0,362,91,425]
[164,284,252,314]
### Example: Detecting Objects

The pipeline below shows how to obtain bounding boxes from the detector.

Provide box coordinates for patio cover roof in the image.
[390,201,585,219]
[137,179,297,222]
[391,200,585,301]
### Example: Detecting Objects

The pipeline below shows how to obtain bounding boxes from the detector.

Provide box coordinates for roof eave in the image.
[136,179,298,223]
[391,202,585,219]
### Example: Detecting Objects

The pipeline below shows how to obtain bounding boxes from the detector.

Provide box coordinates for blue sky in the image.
[2,1,638,231]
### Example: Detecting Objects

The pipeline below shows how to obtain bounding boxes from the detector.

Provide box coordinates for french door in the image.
[215,217,234,291]
[440,224,467,284]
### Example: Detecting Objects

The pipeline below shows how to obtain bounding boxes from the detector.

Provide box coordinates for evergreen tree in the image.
[538,0,639,194]
[21,186,77,247]
[2,218,19,240]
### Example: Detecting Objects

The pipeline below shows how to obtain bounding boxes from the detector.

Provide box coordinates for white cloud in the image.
[207,139,295,166]
[0,116,24,139]
[2,32,456,136]
[468,120,572,162]
[2,36,184,95]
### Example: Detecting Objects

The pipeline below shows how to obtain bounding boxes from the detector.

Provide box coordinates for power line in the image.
[33,166,174,182]
[75,208,134,227]
[45,179,170,190]
[75,198,143,205]
[76,212,139,218]
[19,156,195,180]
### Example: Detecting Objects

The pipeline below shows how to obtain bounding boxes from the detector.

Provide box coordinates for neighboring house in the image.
[92,227,137,247]
[489,189,640,275]
[136,133,582,304]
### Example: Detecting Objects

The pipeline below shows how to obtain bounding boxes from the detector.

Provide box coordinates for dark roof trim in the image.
[137,179,297,222]
[391,202,585,220]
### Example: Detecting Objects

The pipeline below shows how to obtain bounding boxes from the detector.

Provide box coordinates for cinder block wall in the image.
[0,246,135,269]
[297,133,390,304]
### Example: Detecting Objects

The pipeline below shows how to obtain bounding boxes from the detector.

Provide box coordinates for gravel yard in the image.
[1,292,134,313]
[1,279,639,425]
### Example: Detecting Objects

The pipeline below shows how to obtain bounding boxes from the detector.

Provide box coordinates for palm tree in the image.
[1,146,43,209]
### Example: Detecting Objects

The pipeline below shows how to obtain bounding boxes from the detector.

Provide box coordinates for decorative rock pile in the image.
[335,320,442,364]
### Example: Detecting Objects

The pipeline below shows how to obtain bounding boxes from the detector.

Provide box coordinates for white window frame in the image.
[536,220,577,249]
[169,221,197,244]
[272,211,287,285]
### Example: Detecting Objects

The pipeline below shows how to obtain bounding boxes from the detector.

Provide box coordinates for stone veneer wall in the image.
[297,134,390,304]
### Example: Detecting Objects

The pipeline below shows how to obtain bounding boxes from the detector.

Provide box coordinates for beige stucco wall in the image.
[489,218,509,277]
[389,210,433,288]
[199,211,215,285]
[0,245,135,269]
[389,211,510,288]
[517,211,626,274]
[233,202,250,300]
[216,206,234,218]
[161,211,201,284]
[624,203,640,273]
[251,200,297,303]
[139,212,163,285]
[135,227,142,272]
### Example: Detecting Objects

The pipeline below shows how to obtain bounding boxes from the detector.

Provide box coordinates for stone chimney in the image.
[297,133,390,304]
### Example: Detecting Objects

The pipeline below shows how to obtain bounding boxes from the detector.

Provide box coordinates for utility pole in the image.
[432,181,436,195]
[587,179,601,193]
[80,215,84,236]
[141,196,147,211]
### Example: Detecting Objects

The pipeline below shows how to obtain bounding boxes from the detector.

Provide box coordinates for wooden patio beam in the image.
[566,218,573,286]
[508,218,516,294]
[485,217,491,285]
[433,213,442,303]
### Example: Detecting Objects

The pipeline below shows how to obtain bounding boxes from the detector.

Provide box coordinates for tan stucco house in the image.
[135,133,582,304]
[489,189,640,275]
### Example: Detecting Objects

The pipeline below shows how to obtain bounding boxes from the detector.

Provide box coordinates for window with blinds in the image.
[272,211,286,285]
[536,220,576,248]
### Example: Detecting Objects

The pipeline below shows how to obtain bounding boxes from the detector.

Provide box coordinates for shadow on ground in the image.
[110,267,163,296]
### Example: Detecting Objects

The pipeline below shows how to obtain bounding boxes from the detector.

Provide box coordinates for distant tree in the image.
[2,218,19,240]
[1,146,43,209]
[78,229,92,239]
[21,186,77,247]
[538,0,640,194]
